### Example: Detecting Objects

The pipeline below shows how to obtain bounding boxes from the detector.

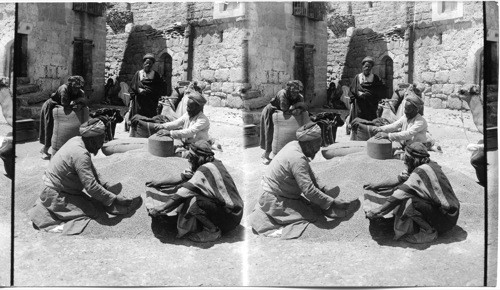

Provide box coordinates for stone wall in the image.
[0,3,14,86]
[325,1,485,111]
[132,2,188,30]
[18,3,107,102]
[244,2,328,115]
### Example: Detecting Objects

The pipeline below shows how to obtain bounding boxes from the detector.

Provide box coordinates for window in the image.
[431,2,463,21]
[213,2,245,19]
[293,2,324,21]
[72,3,105,17]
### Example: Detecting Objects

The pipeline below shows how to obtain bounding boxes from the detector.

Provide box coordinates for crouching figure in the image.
[249,122,360,239]
[146,140,243,242]
[364,142,460,243]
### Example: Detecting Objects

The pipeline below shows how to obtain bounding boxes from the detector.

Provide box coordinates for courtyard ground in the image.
[9,104,492,286]
[0,107,12,286]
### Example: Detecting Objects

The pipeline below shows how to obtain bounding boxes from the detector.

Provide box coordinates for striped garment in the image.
[182,160,243,212]
[388,162,460,215]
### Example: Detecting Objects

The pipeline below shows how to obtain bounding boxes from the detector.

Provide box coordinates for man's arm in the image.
[170,115,209,139]
[74,152,117,207]
[158,114,186,130]
[378,116,403,133]
[388,118,426,142]
[290,156,334,210]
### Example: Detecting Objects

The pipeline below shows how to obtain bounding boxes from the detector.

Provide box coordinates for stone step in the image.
[16,83,40,95]
[17,102,44,121]
[16,91,50,106]
[16,77,30,85]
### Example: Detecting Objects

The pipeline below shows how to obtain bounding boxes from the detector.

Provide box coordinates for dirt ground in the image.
[0,107,12,286]
[10,104,491,286]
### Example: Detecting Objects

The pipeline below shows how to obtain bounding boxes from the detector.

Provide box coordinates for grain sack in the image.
[351,123,377,141]
[130,120,158,138]
[272,110,311,155]
[321,141,366,159]
[51,106,89,152]
[101,138,148,156]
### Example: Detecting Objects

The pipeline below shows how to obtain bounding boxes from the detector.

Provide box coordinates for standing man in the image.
[348,56,385,123]
[250,122,360,239]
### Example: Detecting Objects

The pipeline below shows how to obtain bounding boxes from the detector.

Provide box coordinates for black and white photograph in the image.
[0,1,498,287]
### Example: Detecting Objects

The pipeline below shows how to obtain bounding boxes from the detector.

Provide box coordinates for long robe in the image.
[259,89,304,153]
[129,70,167,118]
[39,84,86,147]
[348,73,385,122]
[145,160,243,241]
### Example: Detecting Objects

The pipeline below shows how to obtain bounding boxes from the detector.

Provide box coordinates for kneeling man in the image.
[249,122,360,239]
[146,140,243,242]
[28,119,133,235]
[364,142,460,243]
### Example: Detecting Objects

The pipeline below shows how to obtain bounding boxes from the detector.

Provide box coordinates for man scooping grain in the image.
[249,122,360,239]
[28,119,135,235]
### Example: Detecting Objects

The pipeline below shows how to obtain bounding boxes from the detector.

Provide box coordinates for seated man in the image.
[153,91,210,157]
[364,142,460,243]
[249,122,360,239]
[28,119,134,235]
[146,140,243,243]
[372,93,429,150]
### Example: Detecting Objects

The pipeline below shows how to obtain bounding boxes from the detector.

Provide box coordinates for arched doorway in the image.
[380,55,394,99]
[158,52,173,96]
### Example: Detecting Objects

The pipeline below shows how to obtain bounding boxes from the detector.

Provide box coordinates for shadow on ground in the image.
[368,217,468,250]
[150,216,245,249]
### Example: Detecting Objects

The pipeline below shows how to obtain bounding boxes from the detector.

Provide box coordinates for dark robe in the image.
[129,70,167,118]
[348,73,385,121]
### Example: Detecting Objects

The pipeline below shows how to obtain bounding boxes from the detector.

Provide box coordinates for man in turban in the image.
[373,92,429,149]
[347,56,385,137]
[146,140,243,242]
[249,122,360,239]
[151,91,210,157]
[364,142,460,243]
[39,75,88,159]
[28,118,134,235]
[129,53,168,119]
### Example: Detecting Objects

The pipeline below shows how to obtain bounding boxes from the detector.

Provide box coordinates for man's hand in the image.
[374,132,389,139]
[148,206,167,217]
[153,124,164,131]
[372,127,382,134]
[156,129,171,137]
[145,179,160,188]
[114,195,132,207]
[363,183,378,191]
[365,209,382,219]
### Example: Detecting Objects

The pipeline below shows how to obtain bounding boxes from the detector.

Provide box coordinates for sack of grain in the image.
[101,138,148,156]
[130,119,159,138]
[51,105,89,152]
[321,141,366,159]
[272,110,310,155]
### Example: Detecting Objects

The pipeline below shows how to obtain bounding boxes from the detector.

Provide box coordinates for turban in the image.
[286,81,299,90]
[189,140,214,157]
[68,76,84,88]
[361,56,375,66]
[406,93,424,109]
[405,142,430,158]
[188,91,207,106]
[294,80,304,91]
[79,118,106,137]
[296,122,322,142]
[143,53,156,62]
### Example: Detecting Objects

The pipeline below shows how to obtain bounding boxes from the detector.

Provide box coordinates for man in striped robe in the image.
[364,142,460,243]
[146,140,243,242]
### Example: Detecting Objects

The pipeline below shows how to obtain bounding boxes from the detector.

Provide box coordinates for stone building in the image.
[0,3,15,90]
[325,1,487,111]
[16,3,107,119]
[105,2,328,123]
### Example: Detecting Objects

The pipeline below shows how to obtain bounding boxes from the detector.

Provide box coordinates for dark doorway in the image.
[380,56,394,99]
[14,33,28,77]
[294,42,315,104]
[158,53,173,95]
[73,38,93,98]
